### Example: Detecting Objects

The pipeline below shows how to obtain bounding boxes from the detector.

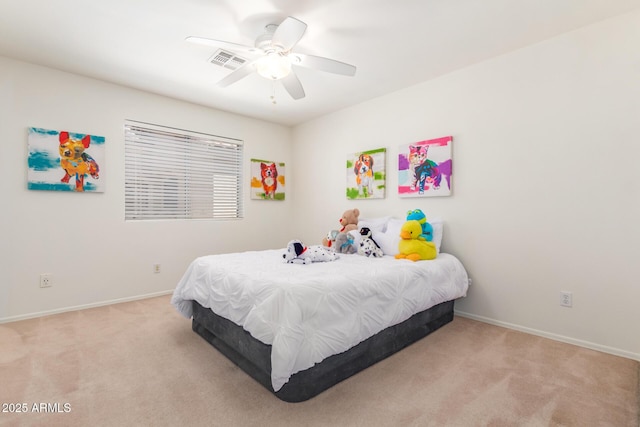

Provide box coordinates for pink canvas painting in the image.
[398,136,452,197]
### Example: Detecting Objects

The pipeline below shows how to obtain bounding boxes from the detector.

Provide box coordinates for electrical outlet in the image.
[153,264,161,274]
[560,291,572,307]
[40,273,53,288]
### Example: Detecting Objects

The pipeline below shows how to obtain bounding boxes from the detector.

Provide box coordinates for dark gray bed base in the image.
[191,299,455,402]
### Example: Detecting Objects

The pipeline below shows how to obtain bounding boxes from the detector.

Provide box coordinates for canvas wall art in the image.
[347,148,386,200]
[398,136,452,197]
[250,159,285,200]
[27,127,105,192]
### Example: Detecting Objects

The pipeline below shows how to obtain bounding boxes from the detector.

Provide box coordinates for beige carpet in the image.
[0,295,637,427]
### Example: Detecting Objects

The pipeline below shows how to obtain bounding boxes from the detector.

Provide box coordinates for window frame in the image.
[124,120,243,221]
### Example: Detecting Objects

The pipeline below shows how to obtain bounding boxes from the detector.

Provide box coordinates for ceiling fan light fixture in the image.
[189,16,355,100]
[256,52,292,80]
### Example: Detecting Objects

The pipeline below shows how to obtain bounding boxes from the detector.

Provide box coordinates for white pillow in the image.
[429,218,444,254]
[348,229,361,249]
[375,218,404,256]
[357,216,392,233]
[376,217,444,256]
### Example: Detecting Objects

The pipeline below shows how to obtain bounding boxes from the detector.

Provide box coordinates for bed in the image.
[171,222,469,402]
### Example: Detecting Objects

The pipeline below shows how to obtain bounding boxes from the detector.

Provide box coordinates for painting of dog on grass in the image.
[398,136,452,197]
[27,127,105,192]
[347,148,386,200]
[250,158,285,200]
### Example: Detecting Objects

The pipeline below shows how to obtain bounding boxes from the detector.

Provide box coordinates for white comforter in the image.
[171,250,468,392]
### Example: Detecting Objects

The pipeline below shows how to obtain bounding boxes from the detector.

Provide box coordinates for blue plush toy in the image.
[406,209,433,242]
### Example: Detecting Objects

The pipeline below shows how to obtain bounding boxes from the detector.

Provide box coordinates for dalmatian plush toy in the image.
[283,239,339,264]
[357,227,384,258]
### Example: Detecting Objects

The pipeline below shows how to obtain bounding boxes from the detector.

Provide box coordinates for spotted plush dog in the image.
[357,227,384,258]
[283,239,338,264]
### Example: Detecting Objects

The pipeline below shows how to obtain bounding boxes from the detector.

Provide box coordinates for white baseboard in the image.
[455,310,640,362]
[0,290,174,324]
[3,298,638,363]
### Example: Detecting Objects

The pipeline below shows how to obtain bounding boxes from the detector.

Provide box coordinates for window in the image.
[124,120,243,220]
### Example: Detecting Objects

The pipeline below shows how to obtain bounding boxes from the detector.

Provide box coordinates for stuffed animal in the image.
[335,230,358,254]
[406,209,433,242]
[338,208,360,233]
[322,229,339,249]
[283,239,339,264]
[357,227,384,257]
[324,208,361,253]
[395,220,437,261]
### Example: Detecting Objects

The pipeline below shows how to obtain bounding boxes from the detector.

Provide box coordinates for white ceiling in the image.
[1,0,638,126]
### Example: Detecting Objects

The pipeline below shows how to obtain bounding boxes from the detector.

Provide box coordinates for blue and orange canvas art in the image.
[28,127,105,192]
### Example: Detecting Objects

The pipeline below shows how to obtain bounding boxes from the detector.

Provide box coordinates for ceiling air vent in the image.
[209,49,247,70]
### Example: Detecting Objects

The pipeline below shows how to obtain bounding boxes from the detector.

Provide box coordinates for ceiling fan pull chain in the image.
[270,81,277,105]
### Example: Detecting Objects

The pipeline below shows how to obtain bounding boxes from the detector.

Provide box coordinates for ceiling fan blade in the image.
[217,62,256,87]
[186,36,258,56]
[271,17,307,51]
[292,53,356,76]
[281,71,305,100]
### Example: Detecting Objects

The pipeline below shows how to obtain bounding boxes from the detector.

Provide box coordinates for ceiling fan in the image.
[186,16,356,100]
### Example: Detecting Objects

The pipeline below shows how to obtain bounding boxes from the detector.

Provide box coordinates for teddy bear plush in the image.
[283,239,338,264]
[330,208,360,253]
[339,208,360,233]
[322,208,361,252]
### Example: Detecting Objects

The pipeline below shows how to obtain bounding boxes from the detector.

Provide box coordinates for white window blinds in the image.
[124,120,243,220]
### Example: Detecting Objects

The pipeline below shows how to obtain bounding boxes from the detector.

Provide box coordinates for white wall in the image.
[1,10,638,361]
[291,11,640,360]
[0,57,292,321]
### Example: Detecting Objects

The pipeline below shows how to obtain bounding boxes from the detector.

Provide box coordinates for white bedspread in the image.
[171,250,468,392]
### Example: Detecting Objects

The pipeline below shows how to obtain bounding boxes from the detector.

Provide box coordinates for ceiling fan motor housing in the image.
[255,24,280,51]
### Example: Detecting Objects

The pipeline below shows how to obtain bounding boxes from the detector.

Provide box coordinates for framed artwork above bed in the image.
[398,136,452,197]
[347,147,386,200]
